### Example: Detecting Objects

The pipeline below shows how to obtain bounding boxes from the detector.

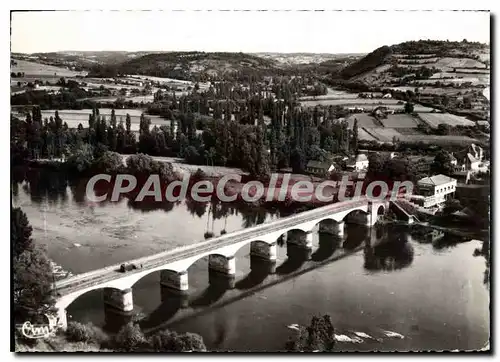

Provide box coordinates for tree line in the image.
[12,77,359,178]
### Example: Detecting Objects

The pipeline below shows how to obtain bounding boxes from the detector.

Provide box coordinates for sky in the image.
[11,10,490,54]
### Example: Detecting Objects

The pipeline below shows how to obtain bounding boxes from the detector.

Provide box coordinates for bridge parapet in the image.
[53,197,390,330]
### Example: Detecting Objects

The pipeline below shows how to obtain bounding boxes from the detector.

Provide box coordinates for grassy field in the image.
[345,114,381,129]
[301,98,400,107]
[418,112,476,128]
[363,127,477,146]
[357,128,379,141]
[363,127,404,142]
[11,59,87,77]
[401,134,478,146]
[379,114,421,128]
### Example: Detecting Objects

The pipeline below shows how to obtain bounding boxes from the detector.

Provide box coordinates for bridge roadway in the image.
[55,197,375,296]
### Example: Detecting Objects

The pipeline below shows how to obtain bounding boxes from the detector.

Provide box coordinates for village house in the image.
[454,143,486,173]
[411,174,457,209]
[346,154,369,172]
[306,160,336,176]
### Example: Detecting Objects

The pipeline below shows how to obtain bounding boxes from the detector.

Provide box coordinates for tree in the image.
[352,119,359,152]
[286,315,336,352]
[113,322,147,352]
[367,153,388,178]
[436,123,451,135]
[11,207,34,259]
[290,147,306,174]
[13,245,54,323]
[65,143,94,173]
[431,150,455,176]
[404,101,414,113]
[93,151,124,173]
[148,330,206,352]
[442,198,462,215]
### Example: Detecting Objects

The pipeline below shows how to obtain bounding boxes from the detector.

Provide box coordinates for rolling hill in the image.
[339,40,490,88]
[88,51,281,81]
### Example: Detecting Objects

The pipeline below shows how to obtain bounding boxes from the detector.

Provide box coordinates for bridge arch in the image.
[55,285,125,312]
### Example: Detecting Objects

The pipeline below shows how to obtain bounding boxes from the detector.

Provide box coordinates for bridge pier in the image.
[103,288,134,314]
[55,307,68,331]
[209,255,236,276]
[319,220,345,236]
[209,269,236,289]
[250,241,277,261]
[287,230,313,249]
[161,286,190,308]
[160,270,189,294]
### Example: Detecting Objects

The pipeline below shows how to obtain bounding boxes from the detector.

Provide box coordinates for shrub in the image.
[286,315,336,352]
[66,321,107,344]
[93,151,124,173]
[113,322,147,352]
[65,144,94,173]
[125,154,177,182]
[148,330,206,352]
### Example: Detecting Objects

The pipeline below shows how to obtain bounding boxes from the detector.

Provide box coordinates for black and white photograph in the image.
[9,7,491,352]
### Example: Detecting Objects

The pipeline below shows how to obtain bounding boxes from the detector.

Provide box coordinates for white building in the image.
[346,154,369,172]
[455,143,486,174]
[413,174,457,208]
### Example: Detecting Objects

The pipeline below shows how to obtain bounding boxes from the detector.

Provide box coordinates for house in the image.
[454,143,485,173]
[412,174,457,208]
[346,154,369,172]
[306,160,336,176]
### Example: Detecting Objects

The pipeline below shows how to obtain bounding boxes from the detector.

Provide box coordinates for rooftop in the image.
[355,154,368,162]
[418,174,456,187]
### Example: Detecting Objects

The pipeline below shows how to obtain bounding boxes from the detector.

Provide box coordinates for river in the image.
[12,168,490,351]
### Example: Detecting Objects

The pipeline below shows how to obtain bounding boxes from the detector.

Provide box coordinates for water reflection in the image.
[343,226,369,250]
[276,244,312,275]
[190,271,234,308]
[11,167,285,234]
[311,233,342,262]
[363,234,414,272]
[235,257,275,290]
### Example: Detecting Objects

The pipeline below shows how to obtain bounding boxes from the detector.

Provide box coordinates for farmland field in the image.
[397,57,440,64]
[363,128,403,142]
[435,57,487,69]
[11,60,87,77]
[418,112,476,128]
[401,134,478,146]
[298,88,358,101]
[379,114,421,128]
[345,114,380,129]
[357,128,379,141]
[300,98,400,107]
[454,68,490,74]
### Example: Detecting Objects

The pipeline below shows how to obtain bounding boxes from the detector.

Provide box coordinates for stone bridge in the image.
[53,197,388,329]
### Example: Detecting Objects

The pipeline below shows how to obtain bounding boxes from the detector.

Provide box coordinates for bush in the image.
[93,151,124,173]
[113,322,147,352]
[148,330,206,352]
[286,315,336,352]
[66,321,107,344]
[65,144,94,174]
[125,154,177,182]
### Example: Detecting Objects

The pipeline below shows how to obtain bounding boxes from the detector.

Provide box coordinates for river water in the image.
[12,168,490,351]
